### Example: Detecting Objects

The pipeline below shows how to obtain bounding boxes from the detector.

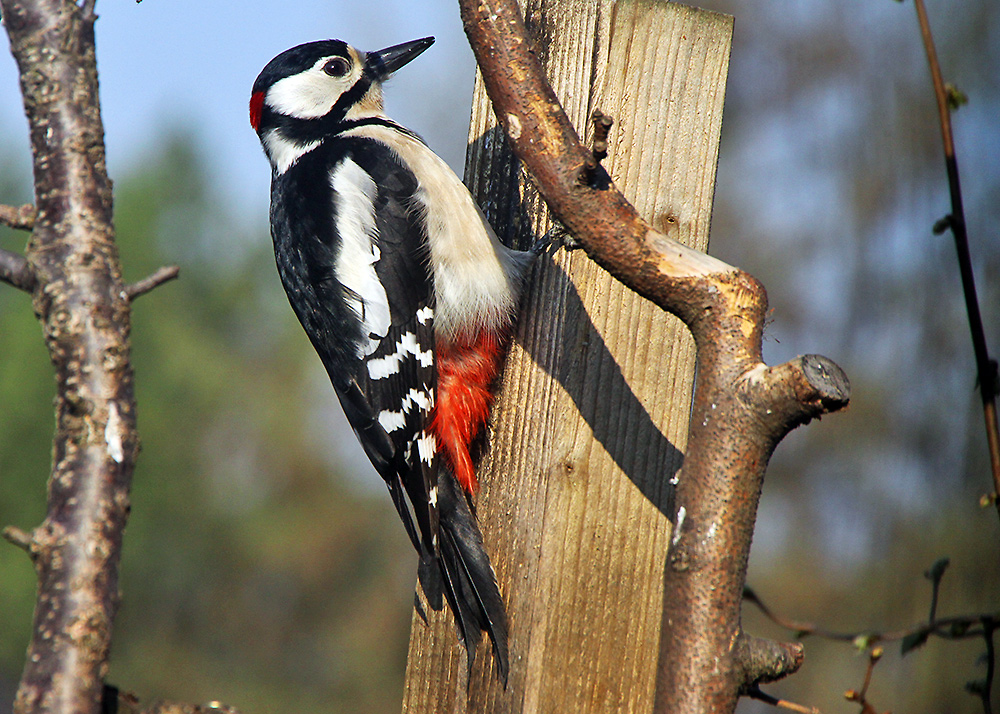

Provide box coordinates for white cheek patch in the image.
[266,57,362,120]
[267,70,340,120]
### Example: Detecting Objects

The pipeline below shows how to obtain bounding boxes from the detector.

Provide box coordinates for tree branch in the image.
[746,686,819,714]
[744,584,999,646]
[0,203,36,230]
[458,1,849,711]
[0,247,36,292]
[125,265,180,301]
[2,525,35,557]
[911,0,1000,519]
[1,1,138,714]
[735,633,805,691]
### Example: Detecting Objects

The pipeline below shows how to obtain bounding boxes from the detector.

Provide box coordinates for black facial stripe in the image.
[332,75,373,116]
[259,73,372,145]
[333,117,425,143]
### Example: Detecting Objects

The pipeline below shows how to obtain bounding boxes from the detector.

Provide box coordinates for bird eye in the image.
[323,58,351,77]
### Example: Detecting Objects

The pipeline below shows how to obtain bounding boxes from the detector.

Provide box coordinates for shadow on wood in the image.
[402,1,732,711]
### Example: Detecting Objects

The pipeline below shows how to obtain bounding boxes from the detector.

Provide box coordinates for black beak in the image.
[365,37,435,80]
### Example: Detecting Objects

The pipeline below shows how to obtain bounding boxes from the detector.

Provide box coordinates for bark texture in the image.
[1,2,139,713]
[402,0,850,712]
[405,1,729,709]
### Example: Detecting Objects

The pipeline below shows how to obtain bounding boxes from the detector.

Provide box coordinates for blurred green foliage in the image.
[0,131,415,713]
[2,0,999,710]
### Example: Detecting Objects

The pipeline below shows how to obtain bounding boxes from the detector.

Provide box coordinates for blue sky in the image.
[0,0,478,212]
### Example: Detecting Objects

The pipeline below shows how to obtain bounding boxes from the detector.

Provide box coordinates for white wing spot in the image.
[367,331,433,380]
[378,410,406,433]
[405,388,433,412]
[428,485,438,506]
[377,388,434,433]
[416,306,433,324]
[417,431,437,466]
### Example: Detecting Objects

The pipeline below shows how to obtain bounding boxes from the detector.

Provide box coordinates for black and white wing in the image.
[310,135,508,682]
[327,139,439,557]
[348,137,509,681]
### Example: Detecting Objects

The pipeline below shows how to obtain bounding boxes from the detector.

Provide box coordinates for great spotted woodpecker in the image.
[250,37,537,681]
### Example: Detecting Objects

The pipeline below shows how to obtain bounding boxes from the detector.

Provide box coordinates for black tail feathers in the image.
[417,471,509,684]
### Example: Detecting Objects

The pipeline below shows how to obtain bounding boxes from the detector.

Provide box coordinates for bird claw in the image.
[530,223,580,255]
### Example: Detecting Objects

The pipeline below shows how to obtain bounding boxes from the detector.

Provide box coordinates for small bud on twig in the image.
[591,109,614,163]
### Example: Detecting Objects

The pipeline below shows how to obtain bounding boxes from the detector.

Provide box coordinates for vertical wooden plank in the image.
[401,2,732,711]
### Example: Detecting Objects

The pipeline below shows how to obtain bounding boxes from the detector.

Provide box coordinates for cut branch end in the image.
[736,632,805,691]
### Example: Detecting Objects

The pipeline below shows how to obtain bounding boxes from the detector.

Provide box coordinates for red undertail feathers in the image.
[431,331,505,494]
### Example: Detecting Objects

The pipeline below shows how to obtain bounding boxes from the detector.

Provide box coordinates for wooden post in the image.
[402,1,732,711]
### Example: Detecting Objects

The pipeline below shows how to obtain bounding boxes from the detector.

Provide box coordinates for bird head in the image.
[250,37,434,137]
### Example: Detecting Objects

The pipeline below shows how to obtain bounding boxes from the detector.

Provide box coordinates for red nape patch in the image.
[249,91,265,131]
[431,332,506,495]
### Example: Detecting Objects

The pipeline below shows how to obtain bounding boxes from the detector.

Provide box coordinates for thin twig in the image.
[0,203,36,230]
[925,556,949,623]
[911,0,1000,520]
[860,648,882,699]
[844,648,885,714]
[0,248,36,292]
[745,585,998,645]
[125,265,180,300]
[844,690,879,714]
[2,525,34,556]
[747,685,820,714]
[980,617,995,714]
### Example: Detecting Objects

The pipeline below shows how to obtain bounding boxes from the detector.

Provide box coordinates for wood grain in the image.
[402,2,732,711]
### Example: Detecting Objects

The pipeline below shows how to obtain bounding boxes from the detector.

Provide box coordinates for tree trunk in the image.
[1,2,139,714]
[402,1,732,711]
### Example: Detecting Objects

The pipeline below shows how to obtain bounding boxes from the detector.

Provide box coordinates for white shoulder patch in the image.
[331,158,391,356]
[338,123,520,339]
